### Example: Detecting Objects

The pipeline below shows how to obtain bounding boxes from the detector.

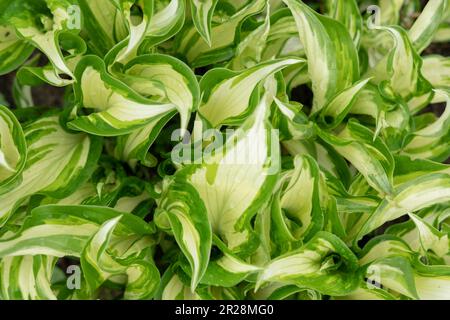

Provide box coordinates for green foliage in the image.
[0,0,449,300]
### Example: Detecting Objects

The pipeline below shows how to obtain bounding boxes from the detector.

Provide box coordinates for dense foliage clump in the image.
[0,0,449,300]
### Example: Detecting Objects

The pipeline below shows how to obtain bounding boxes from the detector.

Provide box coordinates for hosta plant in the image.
[0,0,449,300]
